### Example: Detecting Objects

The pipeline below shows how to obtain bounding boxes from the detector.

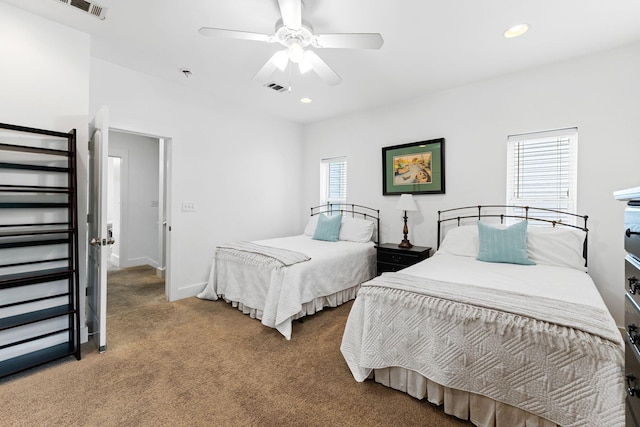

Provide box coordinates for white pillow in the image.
[338,216,375,243]
[304,215,374,242]
[527,226,587,272]
[437,223,588,271]
[304,215,319,236]
[436,225,479,257]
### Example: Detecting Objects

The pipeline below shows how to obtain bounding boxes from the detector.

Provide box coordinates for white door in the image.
[87,106,110,352]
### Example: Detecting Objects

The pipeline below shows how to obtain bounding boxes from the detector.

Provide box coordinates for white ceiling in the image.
[5,0,640,124]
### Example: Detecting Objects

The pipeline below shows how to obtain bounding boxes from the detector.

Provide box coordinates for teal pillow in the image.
[312,214,342,242]
[477,220,536,265]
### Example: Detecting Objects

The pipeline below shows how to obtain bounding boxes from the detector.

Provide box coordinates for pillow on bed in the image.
[527,226,587,271]
[436,225,479,257]
[477,220,536,265]
[304,215,319,236]
[312,214,342,242]
[338,216,374,242]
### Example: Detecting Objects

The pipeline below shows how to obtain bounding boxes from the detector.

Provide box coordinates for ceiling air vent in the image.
[264,82,288,93]
[57,0,107,20]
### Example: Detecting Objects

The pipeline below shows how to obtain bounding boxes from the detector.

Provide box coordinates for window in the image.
[320,157,347,208]
[506,128,578,224]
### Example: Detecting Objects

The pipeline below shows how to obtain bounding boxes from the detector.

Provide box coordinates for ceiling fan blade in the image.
[252,50,289,82]
[277,0,302,30]
[314,33,384,49]
[199,27,273,43]
[303,51,341,86]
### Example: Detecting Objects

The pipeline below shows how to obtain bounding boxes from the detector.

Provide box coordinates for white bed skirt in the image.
[223,284,360,324]
[372,367,557,427]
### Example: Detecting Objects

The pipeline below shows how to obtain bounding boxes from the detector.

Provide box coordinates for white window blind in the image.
[506,128,578,224]
[320,157,347,207]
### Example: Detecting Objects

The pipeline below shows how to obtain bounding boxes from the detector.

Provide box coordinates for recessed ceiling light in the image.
[504,24,529,38]
[300,97,312,104]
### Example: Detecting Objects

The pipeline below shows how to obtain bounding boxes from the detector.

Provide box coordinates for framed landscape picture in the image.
[382,138,445,195]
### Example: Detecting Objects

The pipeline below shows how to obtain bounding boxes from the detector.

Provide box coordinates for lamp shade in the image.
[288,42,305,63]
[395,194,418,211]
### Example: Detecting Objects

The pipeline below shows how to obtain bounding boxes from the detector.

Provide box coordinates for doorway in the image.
[106,130,170,299]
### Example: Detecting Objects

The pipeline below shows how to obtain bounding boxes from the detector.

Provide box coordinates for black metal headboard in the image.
[437,205,589,262]
[310,203,380,244]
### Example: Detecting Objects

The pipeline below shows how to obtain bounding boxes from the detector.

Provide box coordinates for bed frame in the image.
[310,203,380,244]
[437,204,589,263]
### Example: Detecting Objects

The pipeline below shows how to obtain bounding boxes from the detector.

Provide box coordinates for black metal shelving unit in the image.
[0,122,80,378]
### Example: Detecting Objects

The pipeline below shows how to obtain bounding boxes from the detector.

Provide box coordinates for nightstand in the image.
[376,243,431,275]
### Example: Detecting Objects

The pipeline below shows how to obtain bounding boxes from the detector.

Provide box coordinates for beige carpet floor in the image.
[1,265,470,426]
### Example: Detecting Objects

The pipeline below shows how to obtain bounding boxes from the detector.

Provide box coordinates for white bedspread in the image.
[341,253,624,427]
[199,235,375,339]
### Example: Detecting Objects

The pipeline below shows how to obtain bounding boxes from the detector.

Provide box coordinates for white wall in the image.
[301,43,640,326]
[0,2,90,342]
[90,58,304,300]
[109,131,160,268]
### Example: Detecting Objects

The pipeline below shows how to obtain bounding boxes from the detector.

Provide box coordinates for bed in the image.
[341,205,624,427]
[198,204,379,340]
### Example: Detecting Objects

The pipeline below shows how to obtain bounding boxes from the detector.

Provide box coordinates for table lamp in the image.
[395,194,418,248]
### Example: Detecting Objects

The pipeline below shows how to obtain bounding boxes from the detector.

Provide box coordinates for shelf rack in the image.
[0,122,80,378]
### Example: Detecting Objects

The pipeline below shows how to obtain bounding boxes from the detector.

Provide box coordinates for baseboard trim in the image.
[170,281,206,302]
[120,256,159,269]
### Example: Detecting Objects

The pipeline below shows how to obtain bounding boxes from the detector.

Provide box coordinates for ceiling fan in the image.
[199,0,384,86]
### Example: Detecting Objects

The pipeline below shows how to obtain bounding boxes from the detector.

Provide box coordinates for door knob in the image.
[90,237,102,247]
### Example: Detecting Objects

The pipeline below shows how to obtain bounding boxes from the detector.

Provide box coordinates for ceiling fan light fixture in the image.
[199,2,383,86]
[288,42,305,63]
[504,23,529,38]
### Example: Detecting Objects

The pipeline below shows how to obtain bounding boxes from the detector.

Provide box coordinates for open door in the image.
[87,106,110,352]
